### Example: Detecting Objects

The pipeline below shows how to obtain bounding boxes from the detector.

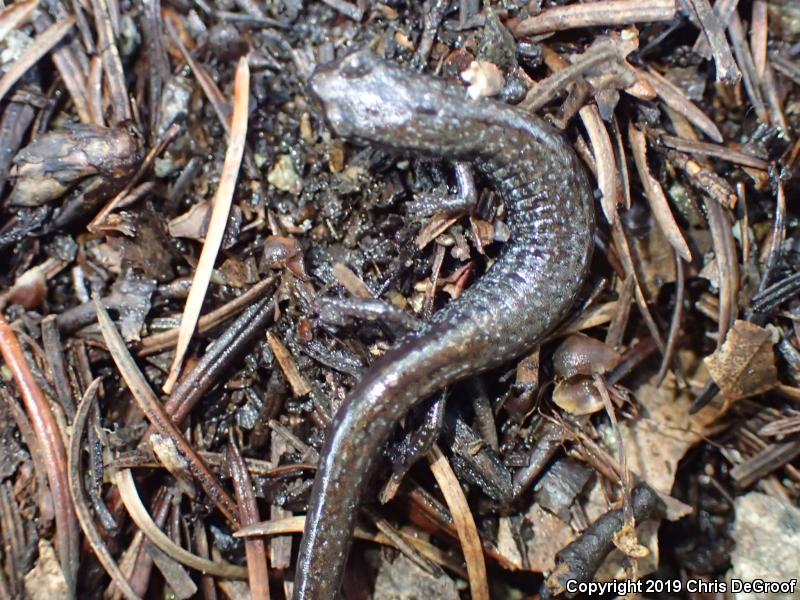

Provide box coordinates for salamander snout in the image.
[307,49,418,145]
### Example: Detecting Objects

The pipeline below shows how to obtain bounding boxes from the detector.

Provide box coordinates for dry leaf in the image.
[590,372,721,579]
[620,373,720,497]
[704,320,778,401]
[523,503,575,572]
[168,200,211,240]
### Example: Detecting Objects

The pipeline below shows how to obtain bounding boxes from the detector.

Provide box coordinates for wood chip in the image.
[416,213,460,249]
[266,332,311,397]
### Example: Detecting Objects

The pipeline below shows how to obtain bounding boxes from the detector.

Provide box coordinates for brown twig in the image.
[543,46,620,224]
[0,315,79,597]
[761,63,789,135]
[657,249,685,384]
[115,469,248,578]
[751,0,768,79]
[161,294,276,429]
[90,0,131,124]
[513,0,676,37]
[235,515,468,577]
[727,11,767,124]
[0,17,76,104]
[138,276,275,356]
[0,0,38,40]
[267,332,312,397]
[94,300,241,526]
[661,148,738,210]
[657,133,769,170]
[543,483,666,597]
[32,13,92,123]
[228,436,270,599]
[638,68,723,142]
[685,0,740,83]
[0,385,54,523]
[691,0,737,58]
[87,56,105,126]
[41,315,76,421]
[705,197,738,347]
[68,379,142,600]
[522,42,620,112]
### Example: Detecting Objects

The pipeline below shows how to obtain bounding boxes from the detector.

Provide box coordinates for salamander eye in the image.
[339,51,374,79]
[416,99,438,116]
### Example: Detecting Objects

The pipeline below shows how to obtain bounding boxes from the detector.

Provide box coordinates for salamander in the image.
[295,49,595,598]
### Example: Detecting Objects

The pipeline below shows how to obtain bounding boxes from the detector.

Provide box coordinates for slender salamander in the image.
[296,49,595,598]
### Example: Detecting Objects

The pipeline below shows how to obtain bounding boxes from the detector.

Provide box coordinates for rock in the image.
[728,492,800,599]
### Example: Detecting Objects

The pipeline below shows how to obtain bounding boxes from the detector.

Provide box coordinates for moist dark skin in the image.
[296,49,595,599]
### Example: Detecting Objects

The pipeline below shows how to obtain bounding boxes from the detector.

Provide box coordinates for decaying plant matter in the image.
[0,0,799,598]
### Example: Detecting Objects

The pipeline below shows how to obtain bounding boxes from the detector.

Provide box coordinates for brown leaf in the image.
[522,504,575,572]
[621,371,720,498]
[704,320,778,401]
[168,200,211,240]
[585,370,720,580]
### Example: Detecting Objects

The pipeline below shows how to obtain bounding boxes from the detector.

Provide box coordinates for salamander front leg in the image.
[407,162,478,217]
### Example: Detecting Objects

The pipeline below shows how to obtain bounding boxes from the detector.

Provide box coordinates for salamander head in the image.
[307,49,469,155]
